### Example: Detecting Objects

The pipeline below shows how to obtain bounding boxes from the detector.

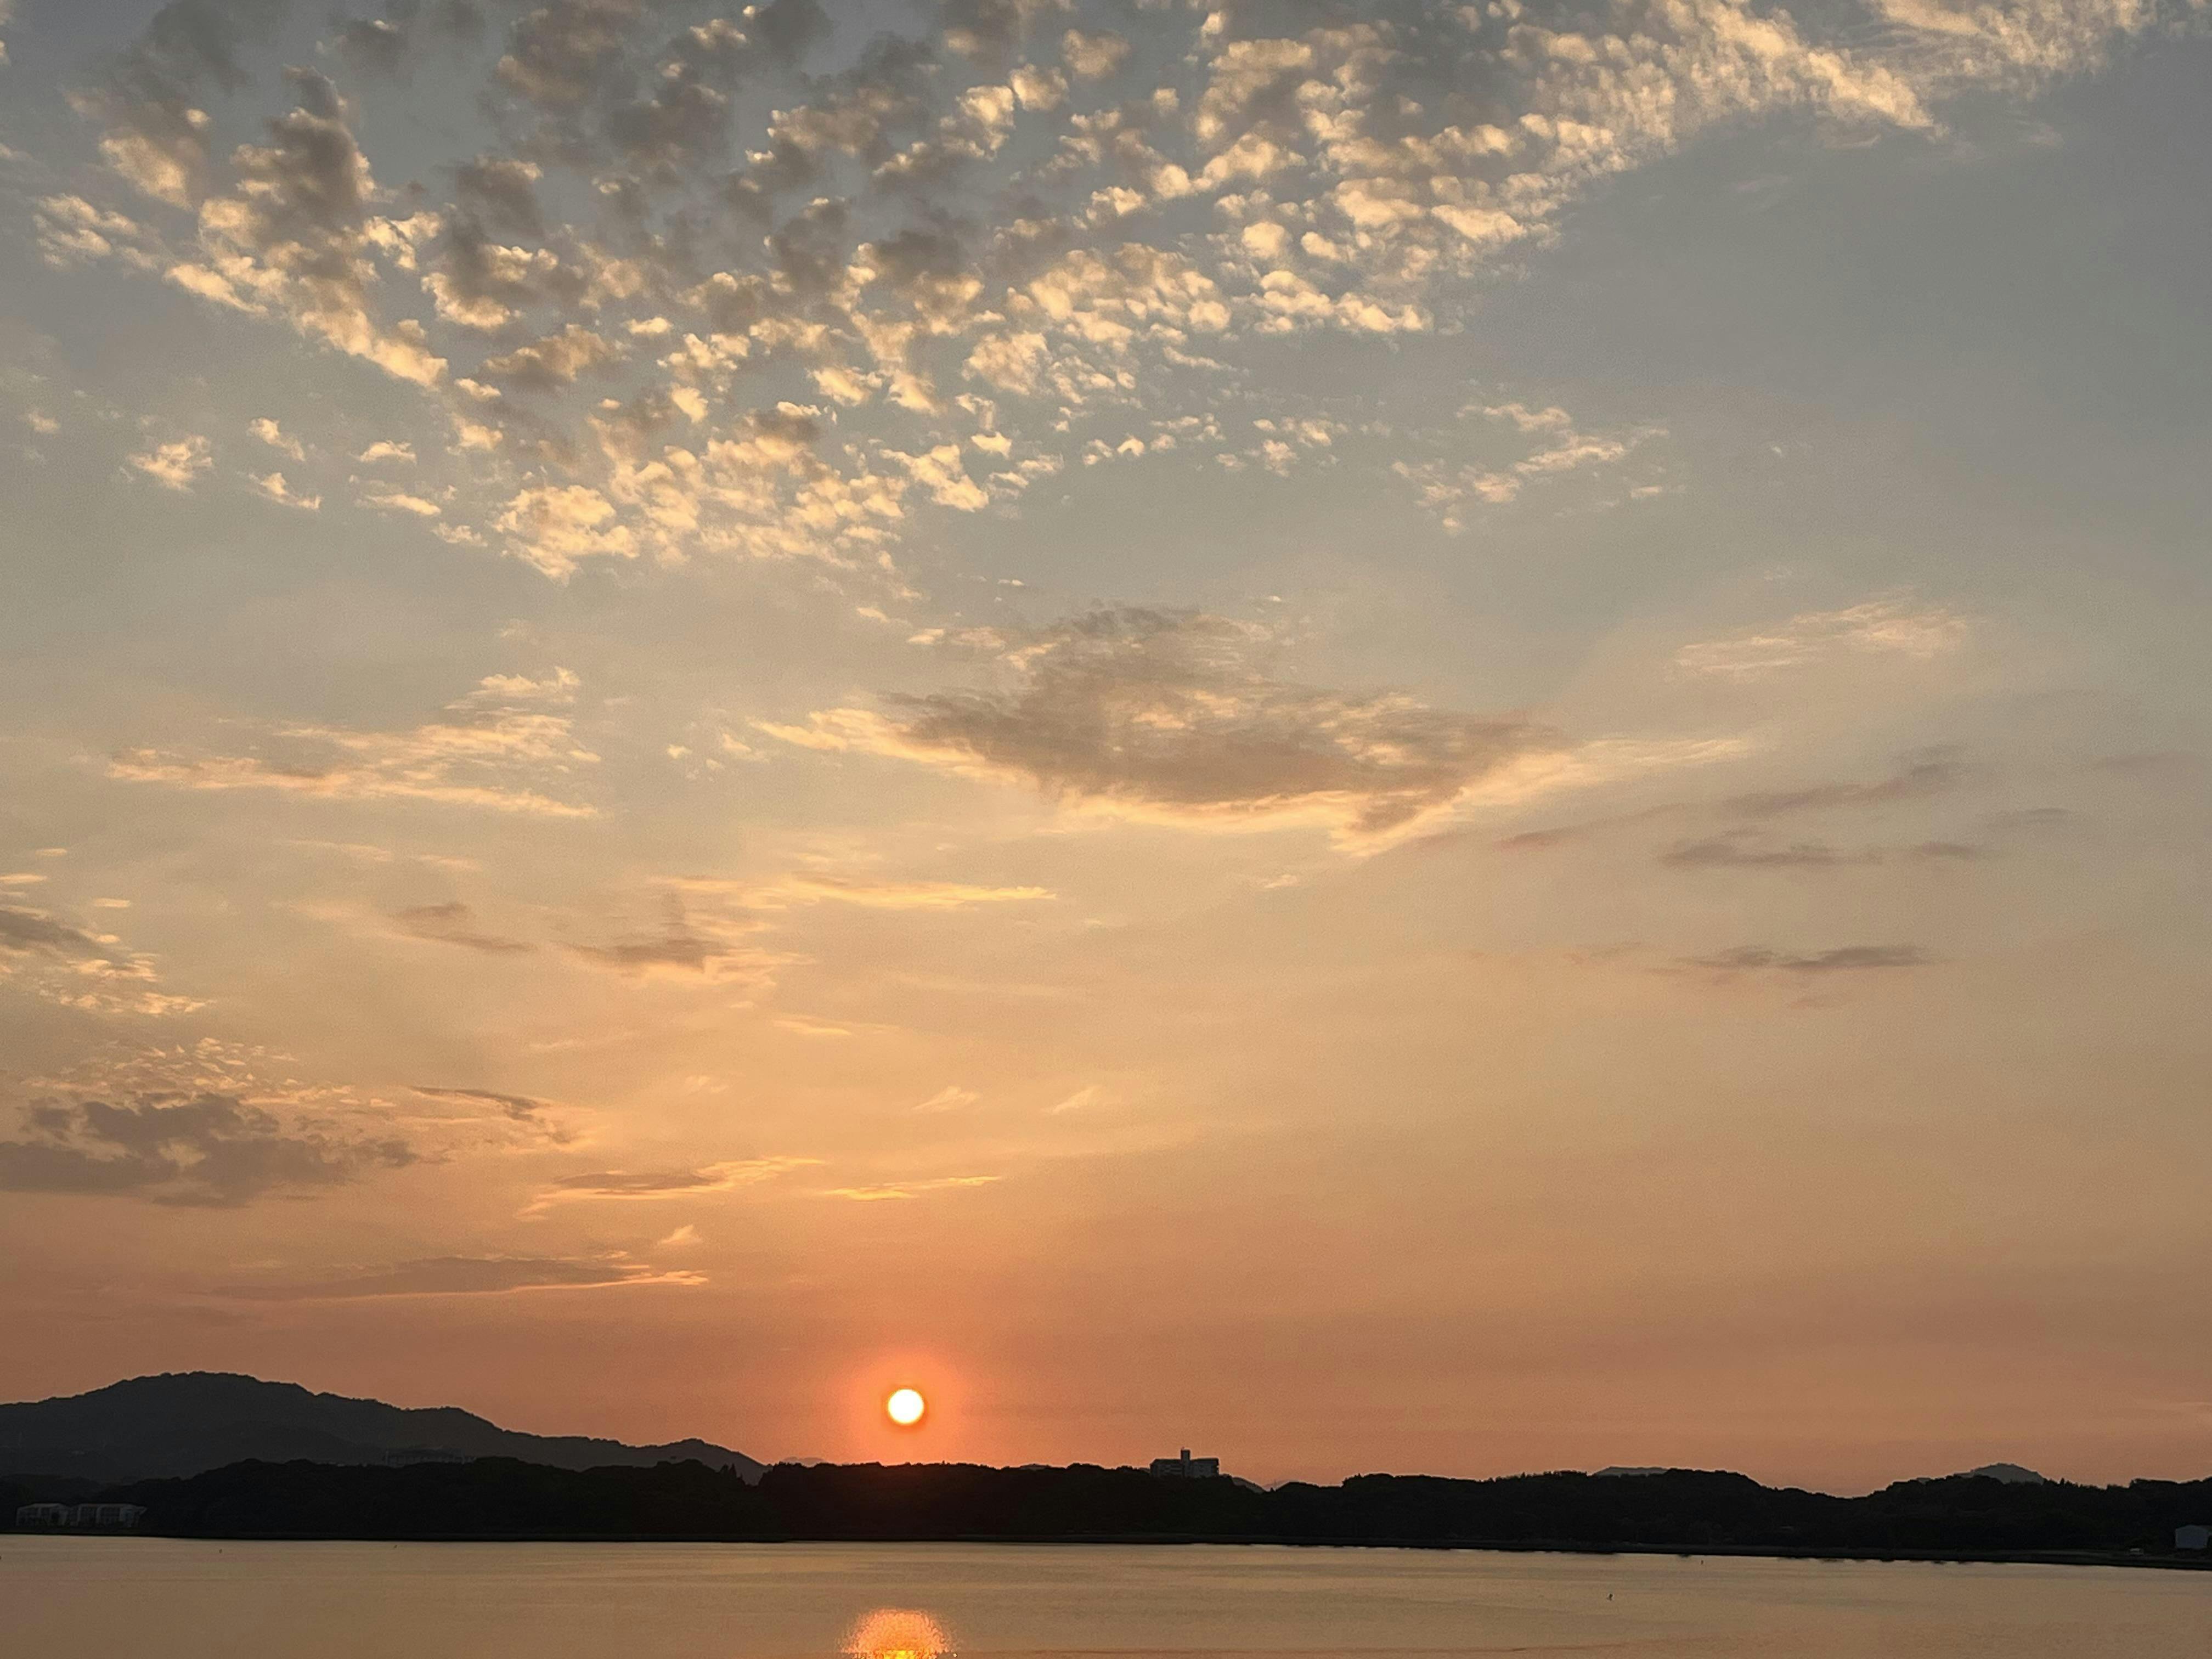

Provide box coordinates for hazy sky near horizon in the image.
[2,0,2210,1494]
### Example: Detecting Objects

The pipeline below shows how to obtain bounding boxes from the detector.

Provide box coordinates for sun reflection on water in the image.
[845,1608,953,1659]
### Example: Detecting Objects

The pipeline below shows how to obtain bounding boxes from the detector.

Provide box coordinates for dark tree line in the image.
[10,1459,2211,1556]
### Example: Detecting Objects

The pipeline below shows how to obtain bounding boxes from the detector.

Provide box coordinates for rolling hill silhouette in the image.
[0,1372,763,1485]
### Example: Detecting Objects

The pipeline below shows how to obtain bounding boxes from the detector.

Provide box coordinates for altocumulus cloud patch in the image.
[0,1092,416,1207]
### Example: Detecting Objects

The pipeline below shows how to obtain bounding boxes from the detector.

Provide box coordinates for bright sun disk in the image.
[886,1386,926,1426]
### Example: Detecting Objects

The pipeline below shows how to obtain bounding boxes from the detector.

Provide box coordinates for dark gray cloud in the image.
[564,894,786,982]
[606,16,768,171]
[568,928,716,974]
[591,383,706,463]
[454,154,547,237]
[478,323,623,390]
[495,0,644,109]
[86,0,289,207]
[565,915,782,981]
[0,905,112,958]
[411,1083,574,1145]
[535,1156,815,1201]
[1686,944,1933,973]
[1662,836,1854,868]
[1489,804,1683,853]
[1721,748,1966,819]
[147,64,454,384]
[0,905,177,1012]
[215,1254,693,1299]
[939,0,1057,65]
[548,1166,733,1196]
[2091,751,2207,780]
[334,16,408,76]
[133,0,284,89]
[1661,832,1989,868]
[410,1084,554,1121]
[1990,806,2076,833]
[1496,749,1977,861]
[766,32,940,168]
[331,0,484,74]
[425,216,588,332]
[0,1094,414,1207]
[749,0,831,63]
[436,0,485,43]
[865,223,977,297]
[609,78,735,171]
[1910,840,1987,861]
[393,900,536,953]
[480,0,828,177]
[787,607,1559,839]
[765,196,855,298]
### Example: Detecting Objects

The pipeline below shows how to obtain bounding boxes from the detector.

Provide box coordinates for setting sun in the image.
[885,1387,927,1428]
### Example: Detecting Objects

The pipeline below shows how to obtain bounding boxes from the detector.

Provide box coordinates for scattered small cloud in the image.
[685,873,1054,911]
[773,1013,864,1039]
[213,1254,704,1300]
[247,470,321,510]
[824,1174,1002,1201]
[361,488,442,518]
[127,436,211,492]
[1675,598,1968,681]
[1683,944,1934,973]
[249,418,304,460]
[1398,403,1664,527]
[110,672,600,819]
[913,1086,979,1113]
[528,1156,819,1209]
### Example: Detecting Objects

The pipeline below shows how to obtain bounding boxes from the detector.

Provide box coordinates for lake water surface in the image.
[5,1537,2207,1657]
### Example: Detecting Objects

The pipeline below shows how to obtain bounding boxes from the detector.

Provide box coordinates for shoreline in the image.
[22,1532,2212,1570]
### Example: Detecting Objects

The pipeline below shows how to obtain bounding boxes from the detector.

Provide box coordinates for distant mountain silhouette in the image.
[0,1373,763,1486]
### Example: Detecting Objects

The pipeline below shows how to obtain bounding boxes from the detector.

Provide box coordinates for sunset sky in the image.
[3,0,2209,1495]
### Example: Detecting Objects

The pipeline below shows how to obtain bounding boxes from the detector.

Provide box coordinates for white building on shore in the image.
[1149,1449,1220,1479]
[14,1502,147,1530]
[71,1502,147,1528]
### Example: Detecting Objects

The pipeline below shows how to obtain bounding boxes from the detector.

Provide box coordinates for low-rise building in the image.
[15,1503,72,1529]
[69,1503,146,1528]
[1149,1448,1220,1479]
[2176,1524,2211,1551]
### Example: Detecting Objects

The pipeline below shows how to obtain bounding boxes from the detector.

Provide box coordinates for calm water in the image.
[4,1537,2208,1657]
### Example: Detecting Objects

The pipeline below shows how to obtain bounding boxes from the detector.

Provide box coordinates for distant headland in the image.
[5,1374,2209,1568]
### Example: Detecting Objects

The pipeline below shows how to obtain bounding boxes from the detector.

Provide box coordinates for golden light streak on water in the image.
[844,1607,952,1659]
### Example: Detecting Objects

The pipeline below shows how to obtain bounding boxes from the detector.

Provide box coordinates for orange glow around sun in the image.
[885,1386,927,1427]
[847,1608,950,1659]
